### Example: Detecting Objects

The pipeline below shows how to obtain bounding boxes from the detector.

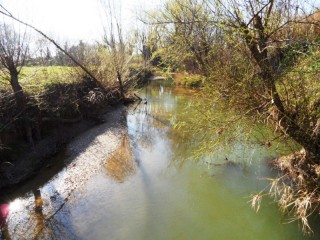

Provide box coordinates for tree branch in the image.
[0,5,100,85]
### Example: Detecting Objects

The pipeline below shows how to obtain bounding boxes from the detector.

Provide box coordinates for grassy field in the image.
[0,66,80,94]
[20,66,79,93]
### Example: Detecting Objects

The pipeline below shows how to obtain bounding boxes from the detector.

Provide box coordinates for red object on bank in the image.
[0,203,10,226]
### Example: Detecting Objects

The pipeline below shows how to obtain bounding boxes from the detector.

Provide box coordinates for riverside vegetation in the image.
[143,0,320,234]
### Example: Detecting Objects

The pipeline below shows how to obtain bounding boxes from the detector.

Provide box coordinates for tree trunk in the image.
[243,16,320,162]
[9,69,34,146]
[9,72,25,112]
[116,71,125,100]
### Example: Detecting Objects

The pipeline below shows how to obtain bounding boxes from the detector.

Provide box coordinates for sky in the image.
[1,0,320,44]
[0,0,163,44]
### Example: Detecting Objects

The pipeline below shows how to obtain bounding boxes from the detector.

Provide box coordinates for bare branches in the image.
[264,0,274,28]
[100,0,135,99]
[0,4,99,84]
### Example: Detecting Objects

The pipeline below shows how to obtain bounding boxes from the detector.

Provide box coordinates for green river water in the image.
[1,80,318,240]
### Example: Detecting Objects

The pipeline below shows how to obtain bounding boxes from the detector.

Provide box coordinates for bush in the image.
[175,74,204,88]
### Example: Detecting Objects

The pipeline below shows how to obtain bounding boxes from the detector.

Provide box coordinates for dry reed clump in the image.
[250,149,320,235]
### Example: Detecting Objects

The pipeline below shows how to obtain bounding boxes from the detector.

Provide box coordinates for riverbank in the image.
[149,71,205,88]
[0,64,154,191]
[0,105,127,198]
[0,105,128,239]
[0,73,129,191]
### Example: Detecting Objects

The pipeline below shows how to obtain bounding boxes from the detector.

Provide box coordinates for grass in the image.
[20,66,79,94]
[0,66,80,94]
[250,148,320,235]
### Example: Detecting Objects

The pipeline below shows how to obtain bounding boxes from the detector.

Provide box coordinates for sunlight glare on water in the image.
[9,198,23,213]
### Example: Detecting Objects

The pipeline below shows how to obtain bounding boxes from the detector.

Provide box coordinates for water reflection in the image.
[6,188,77,239]
[0,223,10,240]
[105,135,136,182]
[32,189,45,238]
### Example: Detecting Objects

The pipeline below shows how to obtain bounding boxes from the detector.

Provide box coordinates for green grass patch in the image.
[0,66,80,94]
[19,66,79,94]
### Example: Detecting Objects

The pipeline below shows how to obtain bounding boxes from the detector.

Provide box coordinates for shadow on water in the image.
[32,187,77,240]
[0,148,68,205]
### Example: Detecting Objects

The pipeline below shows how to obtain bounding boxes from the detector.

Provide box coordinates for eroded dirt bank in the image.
[0,106,127,194]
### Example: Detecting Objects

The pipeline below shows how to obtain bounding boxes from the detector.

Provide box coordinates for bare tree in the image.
[0,23,35,144]
[0,4,100,85]
[101,0,133,100]
[0,23,28,112]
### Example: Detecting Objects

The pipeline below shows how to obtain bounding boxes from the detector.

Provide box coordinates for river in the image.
[0,79,317,239]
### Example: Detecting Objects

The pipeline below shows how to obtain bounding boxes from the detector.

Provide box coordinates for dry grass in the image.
[250,148,320,235]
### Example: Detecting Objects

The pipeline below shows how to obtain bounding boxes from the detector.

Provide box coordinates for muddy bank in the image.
[0,105,127,193]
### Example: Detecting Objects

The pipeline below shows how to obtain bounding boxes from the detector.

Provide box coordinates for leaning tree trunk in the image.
[243,16,320,163]
[116,71,125,100]
[9,71,25,112]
